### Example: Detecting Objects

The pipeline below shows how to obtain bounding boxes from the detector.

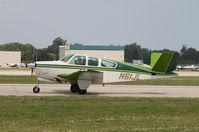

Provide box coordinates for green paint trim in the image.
[117,61,152,72]
[166,52,174,73]
[151,53,162,68]
[36,64,153,75]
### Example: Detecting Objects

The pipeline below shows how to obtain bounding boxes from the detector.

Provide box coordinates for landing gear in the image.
[33,75,40,93]
[33,86,40,93]
[70,83,87,95]
[70,84,79,93]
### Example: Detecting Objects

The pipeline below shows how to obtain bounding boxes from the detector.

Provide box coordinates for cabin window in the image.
[101,59,116,68]
[88,57,98,66]
[69,56,86,65]
[60,54,74,63]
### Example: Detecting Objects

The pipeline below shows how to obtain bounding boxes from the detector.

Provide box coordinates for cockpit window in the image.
[88,57,98,66]
[101,59,116,68]
[69,56,86,65]
[60,54,74,63]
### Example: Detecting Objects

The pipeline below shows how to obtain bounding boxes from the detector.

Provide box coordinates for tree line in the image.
[0,37,66,63]
[124,43,199,65]
[0,37,199,65]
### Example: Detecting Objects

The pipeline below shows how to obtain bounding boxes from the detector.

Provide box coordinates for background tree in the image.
[47,37,67,60]
[184,48,198,64]
[124,43,141,63]
[152,48,173,53]
[180,45,199,64]
[36,37,67,61]
[36,48,48,61]
[140,48,151,65]
[0,42,36,63]
[0,37,67,62]
[124,43,151,64]
[180,45,187,55]
[48,53,56,61]
[1,39,199,65]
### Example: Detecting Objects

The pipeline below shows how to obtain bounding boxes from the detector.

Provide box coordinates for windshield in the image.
[60,54,74,63]
[101,59,116,68]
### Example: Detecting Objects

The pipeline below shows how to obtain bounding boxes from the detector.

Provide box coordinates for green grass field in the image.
[0,97,199,132]
[0,75,54,84]
[0,75,199,86]
[0,75,36,84]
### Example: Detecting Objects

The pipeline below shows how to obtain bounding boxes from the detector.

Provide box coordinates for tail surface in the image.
[151,52,178,73]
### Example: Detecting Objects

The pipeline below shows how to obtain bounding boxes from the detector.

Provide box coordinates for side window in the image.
[101,60,116,68]
[69,56,86,65]
[88,57,98,66]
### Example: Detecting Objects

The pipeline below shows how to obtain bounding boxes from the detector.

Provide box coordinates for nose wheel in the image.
[33,74,40,93]
[33,86,40,93]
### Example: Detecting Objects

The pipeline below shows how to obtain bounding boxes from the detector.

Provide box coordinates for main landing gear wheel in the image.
[70,84,79,93]
[33,86,40,93]
[70,84,87,95]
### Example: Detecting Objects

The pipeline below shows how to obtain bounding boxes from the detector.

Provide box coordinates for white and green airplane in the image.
[32,52,178,94]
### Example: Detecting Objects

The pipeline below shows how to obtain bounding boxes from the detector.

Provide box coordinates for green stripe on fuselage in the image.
[36,63,154,75]
[110,60,170,75]
[115,62,152,73]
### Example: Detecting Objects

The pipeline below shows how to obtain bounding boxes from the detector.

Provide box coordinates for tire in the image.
[33,86,40,93]
[78,89,87,95]
[70,84,79,93]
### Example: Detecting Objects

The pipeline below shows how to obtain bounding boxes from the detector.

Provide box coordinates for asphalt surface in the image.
[0,84,199,97]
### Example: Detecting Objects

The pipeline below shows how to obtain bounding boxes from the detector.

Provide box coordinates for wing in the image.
[57,69,103,83]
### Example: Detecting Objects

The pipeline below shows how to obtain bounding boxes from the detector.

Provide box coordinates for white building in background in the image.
[0,51,21,67]
[59,44,124,61]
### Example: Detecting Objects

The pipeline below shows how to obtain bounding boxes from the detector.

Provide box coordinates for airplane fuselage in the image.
[32,53,178,94]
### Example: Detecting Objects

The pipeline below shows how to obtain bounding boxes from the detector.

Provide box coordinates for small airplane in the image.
[177,65,199,71]
[6,63,26,68]
[6,63,18,68]
[31,52,178,94]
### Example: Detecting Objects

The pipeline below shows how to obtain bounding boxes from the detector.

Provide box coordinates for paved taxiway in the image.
[0,84,199,97]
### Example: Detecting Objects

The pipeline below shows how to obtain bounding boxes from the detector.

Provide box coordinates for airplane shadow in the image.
[86,92,167,96]
[52,90,167,96]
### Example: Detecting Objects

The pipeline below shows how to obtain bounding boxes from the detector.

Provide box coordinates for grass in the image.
[0,75,55,84]
[0,75,199,86]
[0,75,37,84]
[0,97,199,131]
